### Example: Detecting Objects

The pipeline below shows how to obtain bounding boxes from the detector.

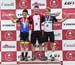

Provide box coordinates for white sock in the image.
[52,52,55,57]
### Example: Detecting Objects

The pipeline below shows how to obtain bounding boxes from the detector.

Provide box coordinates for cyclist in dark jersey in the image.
[43,7,68,61]
[11,9,29,61]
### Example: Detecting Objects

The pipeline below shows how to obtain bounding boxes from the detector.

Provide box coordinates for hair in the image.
[22,9,28,14]
[34,4,39,8]
[45,7,51,12]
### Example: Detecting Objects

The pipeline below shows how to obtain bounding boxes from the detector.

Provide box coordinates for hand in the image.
[61,15,69,23]
[10,16,17,23]
[11,15,17,19]
[55,12,60,16]
[42,30,44,35]
[65,15,69,19]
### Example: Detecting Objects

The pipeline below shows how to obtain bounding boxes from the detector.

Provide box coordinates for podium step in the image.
[18,60,61,65]
[0,64,19,65]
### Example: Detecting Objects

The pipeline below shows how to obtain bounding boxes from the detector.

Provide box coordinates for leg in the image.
[32,44,36,51]
[38,32,48,61]
[23,41,29,61]
[50,32,55,52]
[43,42,48,51]
[20,41,25,61]
[23,32,29,61]
[43,32,48,51]
[24,43,29,61]
[38,31,43,51]
[31,32,36,51]
[24,42,29,51]
[20,32,29,61]
[31,32,36,60]
[50,32,55,61]
[51,42,55,52]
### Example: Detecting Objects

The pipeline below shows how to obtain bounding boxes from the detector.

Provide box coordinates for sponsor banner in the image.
[31,0,46,9]
[16,9,31,18]
[45,51,63,61]
[62,0,75,8]
[63,61,75,65]
[1,31,16,41]
[20,62,61,65]
[16,0,31,9]
[63,51,75,61]
[1,0,16,9]
[0,41,1,51]
[33,51,45,59]
[16,31,20,41]
[54,30,62,40]
[16,9,23,18]
[47,0,62,8]
[1,62,17,64]
[0,52,1,62]
[17,41,32,51]
[32,9,45,15]
[62,9,75,19]
[0,20,1,30]
[51,9,62,19]
[17,51,32,61]
[0,31,1,41]
[1,20,16,30]
[1,41,16,51]
[1,10,16,20]
[54,22,62,30]
[62,19,75,29]
[55,40,62,50]
[2,52,16,62]
[0,10,1,20]
[62,30,75,40]
[17,41,20,51]
[63,40,75,50]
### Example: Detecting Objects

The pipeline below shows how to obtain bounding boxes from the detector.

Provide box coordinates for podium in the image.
[18,61,61,65]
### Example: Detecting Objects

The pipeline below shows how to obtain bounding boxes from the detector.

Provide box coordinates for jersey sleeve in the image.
[16,18,21,23]
[41,15,45,23]
[52,16,58,22]
[28,15,33,24]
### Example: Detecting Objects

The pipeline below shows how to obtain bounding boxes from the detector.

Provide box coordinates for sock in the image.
[21,52,24,57]
[52,52,55,57]
[21,52,24,60]
[25,52,28,58]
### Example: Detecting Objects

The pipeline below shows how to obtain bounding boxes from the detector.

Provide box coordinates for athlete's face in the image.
[45,9,50,16]
[22,12,28,17]
[34,7,39,15]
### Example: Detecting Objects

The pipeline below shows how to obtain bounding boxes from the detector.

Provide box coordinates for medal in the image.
[46,24,48,27]
[36,23,38,25]
[23,18,28,28]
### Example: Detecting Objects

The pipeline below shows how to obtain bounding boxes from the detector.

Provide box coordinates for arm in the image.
[30,24,32,30]
[41,15,45,23]
[51,12,60,17]
[11,16,20,23]
[11,16,17,23]
[28,15,33,30]
[57,16,68,23]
